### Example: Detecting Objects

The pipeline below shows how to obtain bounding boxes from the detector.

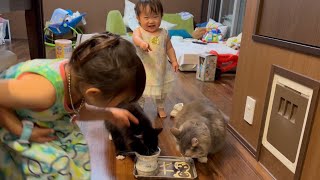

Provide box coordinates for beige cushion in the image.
[0,50,18,72]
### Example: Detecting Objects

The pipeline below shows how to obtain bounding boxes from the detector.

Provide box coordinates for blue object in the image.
[66,9,73,15]
[211,29,221,34]
[18,120,34,144]
[49,8,69,24]
[196,22,208,28]
[168,29,192,39]
[48,8,86,35]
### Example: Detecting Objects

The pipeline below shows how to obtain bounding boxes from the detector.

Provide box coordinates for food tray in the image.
[133,156,197,179]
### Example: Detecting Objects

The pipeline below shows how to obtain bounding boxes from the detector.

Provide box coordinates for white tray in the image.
[133,156,197,179]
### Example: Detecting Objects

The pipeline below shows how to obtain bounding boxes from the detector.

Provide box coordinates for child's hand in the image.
[172,61,179,72]
[30,126,57,143]
[84,103,139,128]
[140,41,152,52]
[107,107,139,128]
[0,107,56,143]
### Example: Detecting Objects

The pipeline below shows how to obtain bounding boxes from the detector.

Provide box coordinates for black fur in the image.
[105,103,162,156]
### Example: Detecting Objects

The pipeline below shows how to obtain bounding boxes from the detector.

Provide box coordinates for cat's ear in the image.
[191,138,199,147]
[170,128,181,137]
[154,128,163,135]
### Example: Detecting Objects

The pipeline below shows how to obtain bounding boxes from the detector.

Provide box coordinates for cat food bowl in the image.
[135,147,161,176]
[133,156,198,179]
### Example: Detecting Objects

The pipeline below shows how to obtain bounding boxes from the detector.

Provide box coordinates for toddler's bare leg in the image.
[154,96,166,118]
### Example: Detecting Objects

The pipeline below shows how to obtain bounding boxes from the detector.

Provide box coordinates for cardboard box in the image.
[196,54,217,81]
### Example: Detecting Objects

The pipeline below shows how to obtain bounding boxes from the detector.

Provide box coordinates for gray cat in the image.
[170,99,228,163]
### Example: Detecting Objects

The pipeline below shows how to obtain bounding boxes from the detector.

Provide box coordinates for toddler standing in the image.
[133,0,179,118]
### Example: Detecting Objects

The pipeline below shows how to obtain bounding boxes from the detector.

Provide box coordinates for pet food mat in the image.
[133,156,197,179]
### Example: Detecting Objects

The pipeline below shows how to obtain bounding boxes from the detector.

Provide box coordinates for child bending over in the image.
[0,32,146,179]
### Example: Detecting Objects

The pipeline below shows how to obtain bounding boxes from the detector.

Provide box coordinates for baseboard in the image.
[227,124,257,158]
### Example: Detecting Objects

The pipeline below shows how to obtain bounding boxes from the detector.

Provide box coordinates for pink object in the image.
[0,17,6,23]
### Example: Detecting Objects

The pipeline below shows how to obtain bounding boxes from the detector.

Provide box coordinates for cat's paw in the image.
[108,134,113,141]
[116,155,126,160]
[198,157,208,163]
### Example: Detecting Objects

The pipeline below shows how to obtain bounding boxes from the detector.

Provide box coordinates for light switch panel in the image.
[244,96,256,125]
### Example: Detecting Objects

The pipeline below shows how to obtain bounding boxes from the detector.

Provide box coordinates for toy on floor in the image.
[44,8,86,47]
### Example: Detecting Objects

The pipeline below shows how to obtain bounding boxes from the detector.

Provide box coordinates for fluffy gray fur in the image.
[170,99,228,163]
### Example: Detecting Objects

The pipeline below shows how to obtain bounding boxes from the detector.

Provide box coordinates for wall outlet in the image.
[244,96,256,125]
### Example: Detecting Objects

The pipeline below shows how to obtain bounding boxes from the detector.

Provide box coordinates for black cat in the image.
[105,103,162,159]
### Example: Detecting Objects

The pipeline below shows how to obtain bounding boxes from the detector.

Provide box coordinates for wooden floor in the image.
[2,40,273,180]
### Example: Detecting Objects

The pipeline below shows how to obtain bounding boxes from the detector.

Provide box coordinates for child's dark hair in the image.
[135,0,163,17]
[70,32,146,103]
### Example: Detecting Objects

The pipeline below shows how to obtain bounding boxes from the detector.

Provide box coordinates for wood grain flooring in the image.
[2,40,273,180]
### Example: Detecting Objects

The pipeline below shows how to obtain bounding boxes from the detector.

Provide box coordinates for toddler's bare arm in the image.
[166,35,179,72]
[133,28,151,51]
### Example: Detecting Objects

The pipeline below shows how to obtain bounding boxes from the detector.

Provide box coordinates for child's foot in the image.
[157,107,167,118]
